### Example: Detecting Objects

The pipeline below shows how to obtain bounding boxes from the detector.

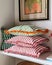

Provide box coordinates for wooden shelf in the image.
[0,51,52,65]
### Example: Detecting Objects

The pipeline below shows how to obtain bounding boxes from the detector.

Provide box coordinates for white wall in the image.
[0,0,15,65]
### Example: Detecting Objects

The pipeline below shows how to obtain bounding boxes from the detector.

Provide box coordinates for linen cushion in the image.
[4,25,49,36]
[4,45,50,58]
[5,36,49,47]
[1,28,14,50]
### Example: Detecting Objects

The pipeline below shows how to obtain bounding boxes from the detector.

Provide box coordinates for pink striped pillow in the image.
[16,42,33,48]
[4,45,50,58]
[5,36,49,47]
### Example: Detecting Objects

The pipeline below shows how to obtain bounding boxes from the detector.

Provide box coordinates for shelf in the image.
[0,51,52,65]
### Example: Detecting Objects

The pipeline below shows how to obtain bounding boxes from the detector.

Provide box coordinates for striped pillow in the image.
[4,45,50,58]
[5,36,49,47]
[1,28,14,50]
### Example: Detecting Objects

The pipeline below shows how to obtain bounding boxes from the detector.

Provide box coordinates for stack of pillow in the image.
[4,25,50,58]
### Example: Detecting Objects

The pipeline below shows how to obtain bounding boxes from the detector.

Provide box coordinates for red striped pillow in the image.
[5,36,49,47]
[4,45,50,58]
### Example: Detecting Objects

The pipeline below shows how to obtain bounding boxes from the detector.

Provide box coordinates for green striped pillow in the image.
[1,28,14,50]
